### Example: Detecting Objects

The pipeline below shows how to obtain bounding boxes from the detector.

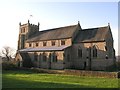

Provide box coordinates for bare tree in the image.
[1,46,16,61]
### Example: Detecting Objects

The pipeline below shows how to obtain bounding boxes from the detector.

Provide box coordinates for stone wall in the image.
[64,69,118,78]
[22,68,119,78]
[27,51,64,69]
[91,59,115,70]
[71,42,115,70]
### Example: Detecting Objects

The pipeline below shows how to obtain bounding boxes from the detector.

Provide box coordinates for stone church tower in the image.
[18,20,39,50]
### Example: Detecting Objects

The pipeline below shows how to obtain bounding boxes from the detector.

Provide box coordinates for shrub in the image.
[2,61,18,70]
[106,65,117,72]
[117,62,120,70]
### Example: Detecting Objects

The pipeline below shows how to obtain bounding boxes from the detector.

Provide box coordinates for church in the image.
[15,20,116,70]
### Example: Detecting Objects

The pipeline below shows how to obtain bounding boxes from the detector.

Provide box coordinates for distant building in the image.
[15,20,116,70]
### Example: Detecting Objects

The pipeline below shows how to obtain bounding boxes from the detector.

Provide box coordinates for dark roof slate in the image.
[20,53,31,60]
[26,24,79,42]
[74,26,109,43]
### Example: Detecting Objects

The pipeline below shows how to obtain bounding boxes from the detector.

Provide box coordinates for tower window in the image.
[23,28,25,33]
[21,35,25,49]
[51,41,55,46]
[43,41,47,46]
[61,40,65,45]
[21,28,25,33]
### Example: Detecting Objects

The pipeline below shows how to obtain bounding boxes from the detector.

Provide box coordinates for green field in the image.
[2,70,119,88]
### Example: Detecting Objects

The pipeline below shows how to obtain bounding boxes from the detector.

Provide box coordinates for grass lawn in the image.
[2,70,119,89]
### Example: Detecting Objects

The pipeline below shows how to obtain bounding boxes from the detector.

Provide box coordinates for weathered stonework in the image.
[15,21,116,71]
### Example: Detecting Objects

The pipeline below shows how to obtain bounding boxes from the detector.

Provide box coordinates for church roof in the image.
[26,24,79,42]
[19,45,70,52]
[20,53,31,60]
[74,26,109,43]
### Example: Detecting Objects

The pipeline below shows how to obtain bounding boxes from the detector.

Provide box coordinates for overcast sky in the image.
[0,0,119,55]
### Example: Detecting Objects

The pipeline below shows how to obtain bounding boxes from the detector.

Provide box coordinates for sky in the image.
[0,0,119,55]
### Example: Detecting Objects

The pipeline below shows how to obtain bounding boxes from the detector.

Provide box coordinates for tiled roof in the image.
[26,24,80,42]
[19,45,70,52]
[20,53,31,60]
[74,26,109,43]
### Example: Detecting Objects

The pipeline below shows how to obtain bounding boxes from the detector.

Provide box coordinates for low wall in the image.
[19,67,120,78]
[64,69,119,78]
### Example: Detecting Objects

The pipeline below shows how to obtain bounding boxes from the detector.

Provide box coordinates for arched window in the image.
[93,47,97,57]
[34,52,38,61]
[78,48,82,58]
[49,53,52,62]
[39,53,41,61]
[105,46,107,51]
[52,52,57,62]
[38,53,41,68]
[54,54,57,62]
[43,52,47,62]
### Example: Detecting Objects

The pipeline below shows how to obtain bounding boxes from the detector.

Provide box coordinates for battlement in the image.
[19,20,39,27]
[30,24,38,27]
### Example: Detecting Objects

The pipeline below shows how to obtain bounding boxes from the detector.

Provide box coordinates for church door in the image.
[87,47,91,70]
[84,62,86,70]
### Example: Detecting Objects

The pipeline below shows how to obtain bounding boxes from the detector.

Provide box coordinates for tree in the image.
[1,46,16,61]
